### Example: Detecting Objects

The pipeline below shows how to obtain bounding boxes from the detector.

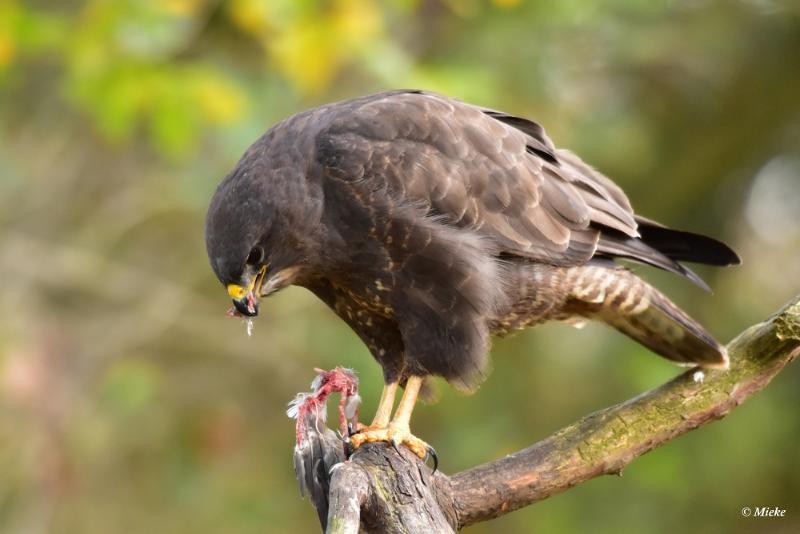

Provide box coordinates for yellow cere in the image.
[227,284,247,299]
[226,266,267,300]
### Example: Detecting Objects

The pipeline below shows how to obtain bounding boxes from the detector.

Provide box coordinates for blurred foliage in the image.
[1,0,799,533]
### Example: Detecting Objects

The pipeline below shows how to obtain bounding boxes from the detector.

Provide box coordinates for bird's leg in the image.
[350,376,434,464]
[353,381,397,434]
[387,375,421,435]
[385,376,434,461]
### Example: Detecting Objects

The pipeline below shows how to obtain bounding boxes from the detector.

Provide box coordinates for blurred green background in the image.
[1,1,799,532]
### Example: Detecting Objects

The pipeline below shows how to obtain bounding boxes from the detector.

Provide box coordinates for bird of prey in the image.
[205,90,740,459]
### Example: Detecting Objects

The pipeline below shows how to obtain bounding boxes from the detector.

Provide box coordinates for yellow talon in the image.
[350,424,430,460]
[349,377,434,465]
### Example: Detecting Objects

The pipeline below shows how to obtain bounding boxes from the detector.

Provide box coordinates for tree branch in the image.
[293,294,800,532]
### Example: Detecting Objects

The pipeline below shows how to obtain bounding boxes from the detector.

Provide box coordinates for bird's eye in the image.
[246,246,265,266]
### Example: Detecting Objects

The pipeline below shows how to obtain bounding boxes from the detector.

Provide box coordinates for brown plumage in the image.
[205,90,740,456]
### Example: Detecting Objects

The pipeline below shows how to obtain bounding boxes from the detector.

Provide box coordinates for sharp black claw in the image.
[347,422,357,437]
[391,440,401,454]
[425,445,438,474]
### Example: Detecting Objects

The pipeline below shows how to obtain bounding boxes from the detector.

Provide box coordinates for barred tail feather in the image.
[601,289,729,368]
[567,266,729,368]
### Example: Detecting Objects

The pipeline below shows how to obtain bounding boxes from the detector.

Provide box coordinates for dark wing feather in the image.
[481,110,559,165]
[594,229,712,292]
[634,215,741,266]
[316,90,638,267]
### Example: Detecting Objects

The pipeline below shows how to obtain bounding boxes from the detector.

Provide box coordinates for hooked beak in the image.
[227,266,267,317]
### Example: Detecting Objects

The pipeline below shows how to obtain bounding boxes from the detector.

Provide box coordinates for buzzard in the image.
[205,90,739,459]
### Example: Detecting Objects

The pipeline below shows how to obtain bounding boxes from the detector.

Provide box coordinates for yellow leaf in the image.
[228,0,272,36]
[0,1,19,70]
[161,0,204,17]
[332,0,382,51]
[492,0,522,7]
[0,31,15,70]
[194,74,246,124]
[268,21,339,95]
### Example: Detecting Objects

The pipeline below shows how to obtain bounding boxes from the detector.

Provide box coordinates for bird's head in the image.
[204,168,311,318]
